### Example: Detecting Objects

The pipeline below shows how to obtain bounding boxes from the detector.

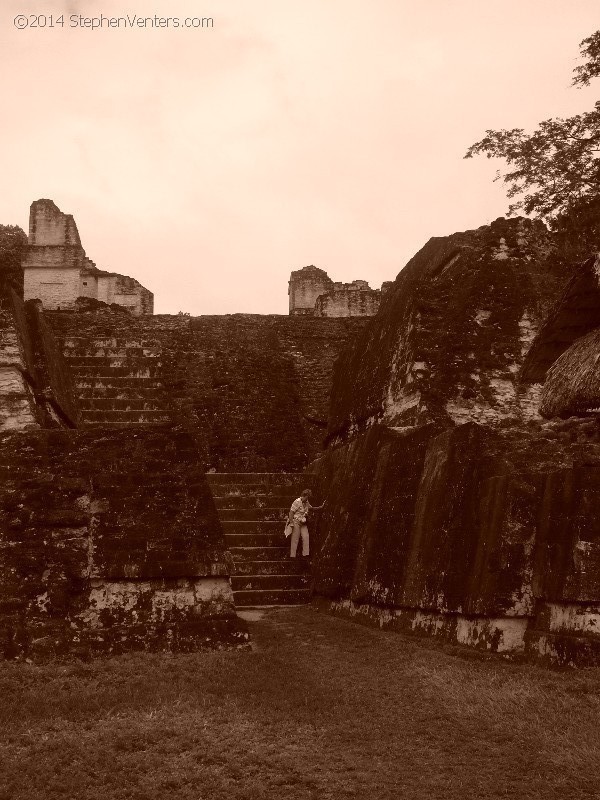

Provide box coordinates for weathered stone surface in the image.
[288,265,389,317]
[0,294,79,429]
[310,424,438,604]
[25,299,80,426]
[314,285,382,317]
[0,366,37,430]
[466,471,541,618]
[308,421,600,665]
[533,466,600,603]
[309,425,399,600]
[328,217,558,444]
[6,197,600,668]
[311,424,493,608]
[22,199,153,314]
[0,428,248,660]
[48,310,366,469]
[403,424,492,611]
[0,302,39,430]
[289,265,334,315]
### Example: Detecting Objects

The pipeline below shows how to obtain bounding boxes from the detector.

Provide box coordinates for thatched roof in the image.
[540,328,600,417]
[522,254,600,384]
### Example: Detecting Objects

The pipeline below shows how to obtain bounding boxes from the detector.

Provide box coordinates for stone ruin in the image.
[288,265,392,317]
[2,201,600,666]
[0,201,370,658]
[23,200,153,315]
[310,217,600,667]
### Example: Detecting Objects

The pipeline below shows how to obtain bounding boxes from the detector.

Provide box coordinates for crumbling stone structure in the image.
[22,200,153,315]
[0,427,247,659]
[5,196,600,667]
[307,217,600,666]
[0,224,366,656]
[0,299,38,431]
[288,265,390,317]
[45,310,366,467]
[0,291,79,430]
[327,217,558,442]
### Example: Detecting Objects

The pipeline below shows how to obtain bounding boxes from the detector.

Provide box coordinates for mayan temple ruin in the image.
[288,264,392,317]
[2,199,600,666]
[22,199,153,314]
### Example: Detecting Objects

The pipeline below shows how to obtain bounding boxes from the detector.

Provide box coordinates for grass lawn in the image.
[1,606,599,800]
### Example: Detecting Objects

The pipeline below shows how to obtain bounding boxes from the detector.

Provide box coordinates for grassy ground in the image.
[1,606,599,800]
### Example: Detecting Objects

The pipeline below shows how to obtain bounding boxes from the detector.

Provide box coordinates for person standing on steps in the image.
[287,489,324,559]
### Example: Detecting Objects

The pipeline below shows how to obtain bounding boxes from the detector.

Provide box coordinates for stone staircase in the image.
[207,473,313,607]
[61,336,171,427]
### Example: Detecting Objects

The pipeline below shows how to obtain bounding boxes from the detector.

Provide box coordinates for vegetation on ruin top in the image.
[0,224,27,300]
[466,30,600,267]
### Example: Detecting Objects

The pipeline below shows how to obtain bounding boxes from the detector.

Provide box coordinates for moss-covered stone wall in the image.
[0,428,248,660]
[47,310,366,470]
[308,420,600,667]
[327,217,561,444]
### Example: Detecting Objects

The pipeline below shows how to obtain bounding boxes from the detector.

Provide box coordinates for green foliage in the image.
[465,105,600,219]
[550,195,600,264]
[465,31,600,264]
[573,31,600,87]
[0,224,27,300]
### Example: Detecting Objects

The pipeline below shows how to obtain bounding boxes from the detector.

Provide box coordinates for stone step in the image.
[217,507,289,522]
[221,520,284,534]
[231,574,311,591]
[63,347,161,358]
[81,409,172,424]
[233,588,312,606]
[69,365,162,378]
[0,465,53,481]
[207,472,313,606]
[77,386,165,400]
[78,421,173,429]
[232,559,309,576]
[224,532,288,548]
[93,475,185,489]
[63,337,161,349]
[214,494,297,510]
[210,484,306,499]
[78,397,168,411]
[229,546,289,561]
[74,377,163,390]
[65,356,161,368]
[206,473,306,486]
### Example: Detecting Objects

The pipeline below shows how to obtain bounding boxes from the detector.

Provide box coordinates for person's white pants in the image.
[290,522,309,557]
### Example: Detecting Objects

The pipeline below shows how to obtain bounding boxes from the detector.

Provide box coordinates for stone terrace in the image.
[61,334,170,427]
[47,311,367,470]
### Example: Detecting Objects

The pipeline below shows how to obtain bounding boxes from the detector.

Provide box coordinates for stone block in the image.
[0,428,246,660]
[466,472,543,617]
[400,423,484,612]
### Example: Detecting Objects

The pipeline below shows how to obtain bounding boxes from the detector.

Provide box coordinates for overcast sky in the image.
[1,0,598,314]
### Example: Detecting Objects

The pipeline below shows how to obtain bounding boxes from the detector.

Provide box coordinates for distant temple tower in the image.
[288,265,391,318]
[288,265,334,315]
[22,199,153,314]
